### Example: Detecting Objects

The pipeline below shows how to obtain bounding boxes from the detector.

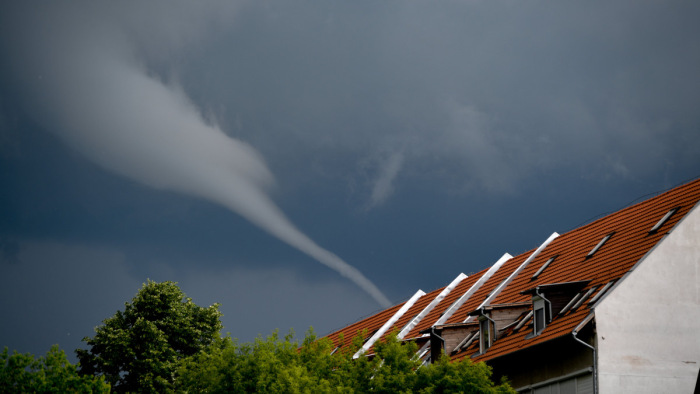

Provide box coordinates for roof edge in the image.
[591,198,700,310]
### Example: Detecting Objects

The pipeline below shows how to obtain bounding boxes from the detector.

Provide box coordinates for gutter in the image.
[482,308,497,344]
[534,287,553,324]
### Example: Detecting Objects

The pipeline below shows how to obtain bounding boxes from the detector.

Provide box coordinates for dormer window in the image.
[533,296,550,335]
[467,303,530,354]
[520,281,589,338]
[479,316,494,352]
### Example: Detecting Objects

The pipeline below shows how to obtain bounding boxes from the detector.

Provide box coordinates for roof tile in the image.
[322,178,700,363]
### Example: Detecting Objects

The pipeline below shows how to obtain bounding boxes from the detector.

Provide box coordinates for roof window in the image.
[463,332,479,351]
[649,207,679,234]
[453,330,479,353]
[361,329,378,343]
[521,281,589,317]
[558,293,583,316]
[586,232,614,258]
[588,281,615,305]
[571,287,597,310]
[531,255,558,280]
[514,311,533,331]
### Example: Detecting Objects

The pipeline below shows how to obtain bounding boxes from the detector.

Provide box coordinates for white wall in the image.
[595,203,700,394]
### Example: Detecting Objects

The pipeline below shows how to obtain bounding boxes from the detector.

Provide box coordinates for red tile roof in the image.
[323,178,700,363]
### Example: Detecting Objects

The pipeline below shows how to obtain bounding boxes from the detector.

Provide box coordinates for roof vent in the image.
[531,255,558,280]
[586,232,614,258]
[649,207,679,234]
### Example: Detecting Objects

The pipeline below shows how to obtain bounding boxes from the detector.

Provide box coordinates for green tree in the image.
[175,329,516,393]
[0,345,109,393]
[76,280,222,393]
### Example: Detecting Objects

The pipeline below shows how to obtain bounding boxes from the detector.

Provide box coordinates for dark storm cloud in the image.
[184,1,699,198]
[2,1,699,208]
[1,0,699,359]
[0,1,390,307]
[0,241,376,361]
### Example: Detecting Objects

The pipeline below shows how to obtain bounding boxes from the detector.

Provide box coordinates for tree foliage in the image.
[0,345,109,393]
[73,280,514,393]
[76,280,222,393]
[176,329,516,393]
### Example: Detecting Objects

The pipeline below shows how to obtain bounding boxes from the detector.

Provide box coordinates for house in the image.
[322,178,700,393]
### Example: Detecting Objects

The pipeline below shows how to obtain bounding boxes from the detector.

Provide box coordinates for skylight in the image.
[514,311,533,331]
[453,331,478,353]
[571,287,597,310]
[558,293,583,316]
[586,232,614,258]
[531,255,558,280]
[588,280,615,305]
[649,207,679,234]
[462,332,479,351]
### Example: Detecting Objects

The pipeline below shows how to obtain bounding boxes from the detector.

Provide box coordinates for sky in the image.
[1,1,699,361]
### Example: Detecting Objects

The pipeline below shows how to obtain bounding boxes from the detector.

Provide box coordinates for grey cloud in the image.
[0,241,140,361]
[1,0,698,361]
[178,264,381,340]
[0,240,379,360]
[1,2,390,307]
[366,152,404,209]
[185,1,700,196]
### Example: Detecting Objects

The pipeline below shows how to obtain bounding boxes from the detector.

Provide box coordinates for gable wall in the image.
[440,325,477,354]
[595,203,700,393]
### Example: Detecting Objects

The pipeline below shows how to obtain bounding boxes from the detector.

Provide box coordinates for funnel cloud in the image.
[3,2,390,307]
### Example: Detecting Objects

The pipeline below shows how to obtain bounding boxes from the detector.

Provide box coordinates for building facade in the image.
[323,178,700,393]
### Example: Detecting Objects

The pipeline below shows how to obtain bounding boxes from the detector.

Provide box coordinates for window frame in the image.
[478,316,493,353]
[533,296,548,336]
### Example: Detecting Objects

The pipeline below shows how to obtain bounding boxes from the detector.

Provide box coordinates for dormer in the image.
[421,321,480,362]
[520,281,590,337]
[466,302,531,355]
